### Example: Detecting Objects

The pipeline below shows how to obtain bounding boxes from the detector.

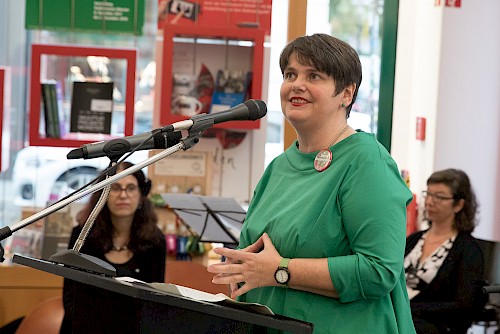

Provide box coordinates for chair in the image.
[15,296,64,334]
[165,260,229,295]
[468,239,500,332]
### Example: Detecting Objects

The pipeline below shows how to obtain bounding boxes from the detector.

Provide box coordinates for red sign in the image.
[158,0,273,35]
[416,117,426,141]
[445,0,461,7]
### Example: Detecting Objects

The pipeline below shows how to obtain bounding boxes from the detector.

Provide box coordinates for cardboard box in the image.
[148,149,212,196]
[154,206,177,234]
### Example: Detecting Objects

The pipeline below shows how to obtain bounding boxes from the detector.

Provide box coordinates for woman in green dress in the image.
[208,33,416,333]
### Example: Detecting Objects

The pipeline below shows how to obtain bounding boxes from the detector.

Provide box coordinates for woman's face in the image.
[107,174,141,220]
[280,53,351,131]
[424,183,463,225]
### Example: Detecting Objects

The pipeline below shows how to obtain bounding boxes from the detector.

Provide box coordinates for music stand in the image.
[161,194,246,246]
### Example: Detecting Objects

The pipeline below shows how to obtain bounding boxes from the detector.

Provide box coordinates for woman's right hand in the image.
[208,233,283,299]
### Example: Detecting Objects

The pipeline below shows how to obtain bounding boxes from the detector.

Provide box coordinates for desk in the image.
[0,265,63,327]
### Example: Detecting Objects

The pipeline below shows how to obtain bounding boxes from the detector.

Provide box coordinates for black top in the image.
[67,224,166,282]
[60,224,166,333]
[405,230,485,333]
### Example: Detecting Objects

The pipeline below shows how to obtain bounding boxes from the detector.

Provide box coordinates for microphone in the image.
[67,100,266,160]
[165,99,267,132]
[67,130,182,160]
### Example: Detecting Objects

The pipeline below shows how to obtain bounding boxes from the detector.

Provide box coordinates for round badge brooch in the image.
[314,149,332,172]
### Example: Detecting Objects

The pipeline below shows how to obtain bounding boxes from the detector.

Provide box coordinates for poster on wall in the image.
[158,0,273,35]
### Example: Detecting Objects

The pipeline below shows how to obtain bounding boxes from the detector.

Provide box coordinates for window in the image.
[264,0,397,167]
[307,0,386,135]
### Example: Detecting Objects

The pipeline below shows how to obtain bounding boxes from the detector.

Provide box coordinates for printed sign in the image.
[25,0,145,35]
[158,0,272,35]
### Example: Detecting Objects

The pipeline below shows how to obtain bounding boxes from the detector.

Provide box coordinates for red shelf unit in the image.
[0,68,5,171]
[160,25,265,129]
[29,44,137,148]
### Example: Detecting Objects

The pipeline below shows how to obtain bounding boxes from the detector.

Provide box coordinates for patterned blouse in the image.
[404,232,457,300]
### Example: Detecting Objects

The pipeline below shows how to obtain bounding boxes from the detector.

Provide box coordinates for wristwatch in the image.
[274,258,291,287]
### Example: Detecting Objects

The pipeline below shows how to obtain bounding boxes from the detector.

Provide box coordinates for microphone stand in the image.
[0,118,211,275]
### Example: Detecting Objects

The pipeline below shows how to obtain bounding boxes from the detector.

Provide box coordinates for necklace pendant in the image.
[112,245,129,252]
[314,149,332,172]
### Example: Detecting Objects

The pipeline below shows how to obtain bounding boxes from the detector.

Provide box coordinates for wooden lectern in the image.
[12,254,313,334]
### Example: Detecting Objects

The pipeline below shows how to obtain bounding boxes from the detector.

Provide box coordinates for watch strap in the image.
[279,257,290,269]
[275,258,291,287]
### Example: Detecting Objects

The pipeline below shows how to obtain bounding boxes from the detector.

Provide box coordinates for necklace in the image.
[328,124,350,148]
[425,232,454,244]
[314,124,350,172]
[111,244,129,252]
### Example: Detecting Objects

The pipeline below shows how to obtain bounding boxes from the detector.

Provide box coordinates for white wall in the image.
[392,0,500,241]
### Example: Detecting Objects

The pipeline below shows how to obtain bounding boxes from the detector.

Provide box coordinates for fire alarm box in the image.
[416,117,426,140]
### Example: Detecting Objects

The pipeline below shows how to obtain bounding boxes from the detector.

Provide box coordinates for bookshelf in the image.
[29,44,137,148]
[160,25,265,129]
[0,67,5,171]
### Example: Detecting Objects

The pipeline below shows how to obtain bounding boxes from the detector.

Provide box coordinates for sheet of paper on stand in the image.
[115,277,274,315]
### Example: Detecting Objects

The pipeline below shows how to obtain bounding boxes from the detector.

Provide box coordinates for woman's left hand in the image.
[207,233,282,299]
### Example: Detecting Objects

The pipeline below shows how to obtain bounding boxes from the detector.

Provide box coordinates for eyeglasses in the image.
[422,191,454,203]
[109,184,139,197]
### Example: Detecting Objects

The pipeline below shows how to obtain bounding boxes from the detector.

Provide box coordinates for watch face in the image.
[275,268,289,284]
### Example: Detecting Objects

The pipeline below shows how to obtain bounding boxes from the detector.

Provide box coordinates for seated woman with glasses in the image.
[404,168,484,334]
[60,161,166,333]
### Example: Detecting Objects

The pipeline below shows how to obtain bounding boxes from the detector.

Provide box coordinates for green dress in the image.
[238,131,416,333]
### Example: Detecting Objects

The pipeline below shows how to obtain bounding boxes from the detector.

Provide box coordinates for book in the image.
[115,277,274,315]
[70,81,114,134]
[54,80,68,138]
[210,69,252,114]
[41,80,60,138]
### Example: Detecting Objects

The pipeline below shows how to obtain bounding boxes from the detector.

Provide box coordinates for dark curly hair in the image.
[279,33,362,118]
[77,161,158,253]
[426,168,478,233]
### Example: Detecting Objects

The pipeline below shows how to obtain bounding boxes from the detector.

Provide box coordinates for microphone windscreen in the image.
[67,148,83,159]
[245,100,267,120]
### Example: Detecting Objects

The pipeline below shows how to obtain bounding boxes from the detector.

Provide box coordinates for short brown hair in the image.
[279,33,362,118]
